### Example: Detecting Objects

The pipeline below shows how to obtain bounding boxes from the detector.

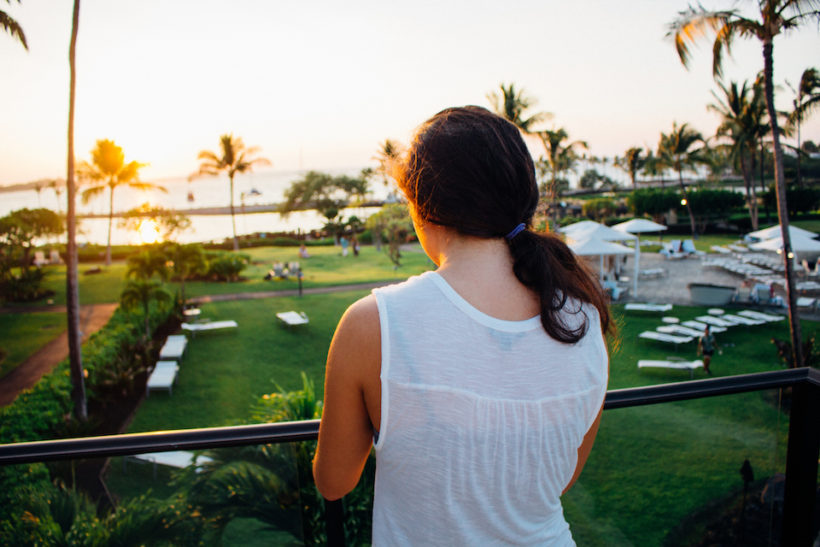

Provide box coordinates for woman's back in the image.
[372,272,607,545]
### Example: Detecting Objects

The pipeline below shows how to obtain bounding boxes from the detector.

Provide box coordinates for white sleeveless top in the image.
[371,271,608,546]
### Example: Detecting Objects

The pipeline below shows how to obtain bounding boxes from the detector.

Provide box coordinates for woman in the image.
[313,106,612,545]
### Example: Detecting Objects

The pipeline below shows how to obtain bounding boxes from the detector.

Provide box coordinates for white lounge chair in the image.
[682,320,727,334]
[695,315,734,329]
[181,320,238,336]
[276,311,309,326]
[625,303,673,313]
[638,331,694,346]
[711,245,731,254]
[657,324,704,337]
[125,450,213,479]
[720,313,766,326]
[797,297,817,312]
[159,335,187,361]
[33,251,48,267]
[737,310,784,323]
[638,359,704,379]
[146,361,179,395]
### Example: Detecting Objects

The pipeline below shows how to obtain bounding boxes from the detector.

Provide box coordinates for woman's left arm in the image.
[313,295,381,501]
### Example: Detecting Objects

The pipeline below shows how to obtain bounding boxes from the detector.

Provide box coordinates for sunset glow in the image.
[137,219,160,245]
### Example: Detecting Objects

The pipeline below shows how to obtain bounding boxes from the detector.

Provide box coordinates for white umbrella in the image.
[567,236,634,280]
[612,218,668,296]
[746,224,817,242]
[559,220,603,236]
[749,232,820,253]
[564,222,637,243]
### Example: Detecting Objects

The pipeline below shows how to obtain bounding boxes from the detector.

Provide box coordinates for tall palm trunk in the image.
[229,174,239,251]
[677,170,697,238]
[763,39,803,367]
[741,151,759,230]
[66,0,87,421]
[106,184,114,265]
[758,144,770,222]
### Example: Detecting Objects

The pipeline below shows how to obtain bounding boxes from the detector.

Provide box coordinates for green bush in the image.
[762,186,820,215]
[203,252,249,282]
[270,236,300,246]
[629,188,680,216]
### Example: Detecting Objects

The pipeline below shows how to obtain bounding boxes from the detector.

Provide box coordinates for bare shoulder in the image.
[337,294,380,337]
[327,294,381,378]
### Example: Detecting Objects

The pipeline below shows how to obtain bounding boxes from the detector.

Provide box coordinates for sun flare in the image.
[138,219,161,244]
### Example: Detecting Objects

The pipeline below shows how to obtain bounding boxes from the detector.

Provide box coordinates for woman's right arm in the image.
[313,295,381,501]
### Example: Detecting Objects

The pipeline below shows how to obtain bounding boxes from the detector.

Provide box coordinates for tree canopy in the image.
[281,171,369,222]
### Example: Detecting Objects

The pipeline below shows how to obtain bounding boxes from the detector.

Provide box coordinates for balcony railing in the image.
[1,367,817,546]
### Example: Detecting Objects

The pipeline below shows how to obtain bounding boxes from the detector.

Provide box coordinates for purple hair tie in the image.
[505,223,526,240]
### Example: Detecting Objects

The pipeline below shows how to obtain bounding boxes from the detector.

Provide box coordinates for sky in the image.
[1,0,819,186]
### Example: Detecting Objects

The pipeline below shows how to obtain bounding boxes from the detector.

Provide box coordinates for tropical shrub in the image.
[203,251,249,282]
[762,186,820,215]
[582,198,617,221]
[629,188,680,217]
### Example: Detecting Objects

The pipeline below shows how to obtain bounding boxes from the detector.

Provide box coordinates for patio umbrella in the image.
[745,224,817,242]
[559,220,603,236]
[749,232,820,263]
[612,218,668,296]
[562,222,637,244]
[567,236,634,280]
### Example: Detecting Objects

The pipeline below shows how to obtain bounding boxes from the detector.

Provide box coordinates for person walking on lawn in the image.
[698,325,719,374]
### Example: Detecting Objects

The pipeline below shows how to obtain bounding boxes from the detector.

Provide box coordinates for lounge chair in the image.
[181,320,238,336]
[146,361,179,395]
[737,310,784,323]
[695,315,734,329]
[682,320,727,334]
[638,331,694,346]
[276,311,309,326]
[638,359,704,379]
[33,251,48,267]
[625,303,673,313]
[681,239,704,256]
[797,297,817,312]
[711,245,731,254]
[159,335,187,361]
[639,268,666,279]
[125,450,213,479]
[182,307,201,318]
[49,249,63,264]
[657,324,704,337]
[603,280,629,301]
[720,313,766,326]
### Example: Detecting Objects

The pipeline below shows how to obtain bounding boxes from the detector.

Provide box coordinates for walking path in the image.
[0,303,118,407]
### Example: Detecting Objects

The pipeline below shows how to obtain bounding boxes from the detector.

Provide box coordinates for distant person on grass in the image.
[314,106,612,545]
[698,325,720,375]
[299,243,310,259]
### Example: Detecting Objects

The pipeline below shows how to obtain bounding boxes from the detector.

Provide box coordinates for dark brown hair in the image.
[398,105,612,342]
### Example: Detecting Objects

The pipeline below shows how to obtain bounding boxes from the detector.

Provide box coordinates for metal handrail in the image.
[0,368,816,464]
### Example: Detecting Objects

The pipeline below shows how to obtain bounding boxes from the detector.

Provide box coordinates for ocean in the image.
[1,167,389,245]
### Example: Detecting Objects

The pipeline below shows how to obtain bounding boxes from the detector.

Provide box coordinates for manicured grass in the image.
[182,244,433,299]
[13,262,130,307]
[790,219,820,233]
[126,290,371,432]
[0,312,65,378]
[110,292,818,545]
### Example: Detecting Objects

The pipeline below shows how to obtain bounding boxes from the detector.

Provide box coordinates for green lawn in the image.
[106,293,818,545]
[0,312,65,378]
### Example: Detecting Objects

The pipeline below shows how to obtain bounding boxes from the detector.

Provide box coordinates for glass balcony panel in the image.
[563,389,789,545]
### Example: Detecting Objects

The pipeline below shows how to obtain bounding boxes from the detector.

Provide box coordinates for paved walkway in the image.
[0,303,118,407]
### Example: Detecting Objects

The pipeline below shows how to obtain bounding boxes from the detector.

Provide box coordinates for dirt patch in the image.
[0,303,118,407]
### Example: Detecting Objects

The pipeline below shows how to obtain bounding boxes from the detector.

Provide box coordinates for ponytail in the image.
[508,229,613,343]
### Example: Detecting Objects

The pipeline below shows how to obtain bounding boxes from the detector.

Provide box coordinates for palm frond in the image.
[80,184,106,205]
[127,180,168,193]
[0,9,27,50]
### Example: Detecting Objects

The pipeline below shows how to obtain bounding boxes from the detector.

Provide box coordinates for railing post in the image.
[325,498,345,547]
[782,380,820,546]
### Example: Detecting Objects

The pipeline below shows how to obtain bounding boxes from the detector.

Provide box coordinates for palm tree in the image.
[615,147,647,189]
[669,1,820,367]
[787,67,820,187]
[486,82,551,133]
[1,0,27,49]
[48,178,63,213]
[535,128,587,204]
[657,122,705,238]
[120,279,171,340]
[79,139,165,265]
[373,139,403,187]
[194,134,270,251]
[66,0,86,421]
[708,80,760,229]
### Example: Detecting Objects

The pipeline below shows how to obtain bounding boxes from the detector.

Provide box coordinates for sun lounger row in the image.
[639,308,784,348]
[159,334,187,361]
[276,311,310,326]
